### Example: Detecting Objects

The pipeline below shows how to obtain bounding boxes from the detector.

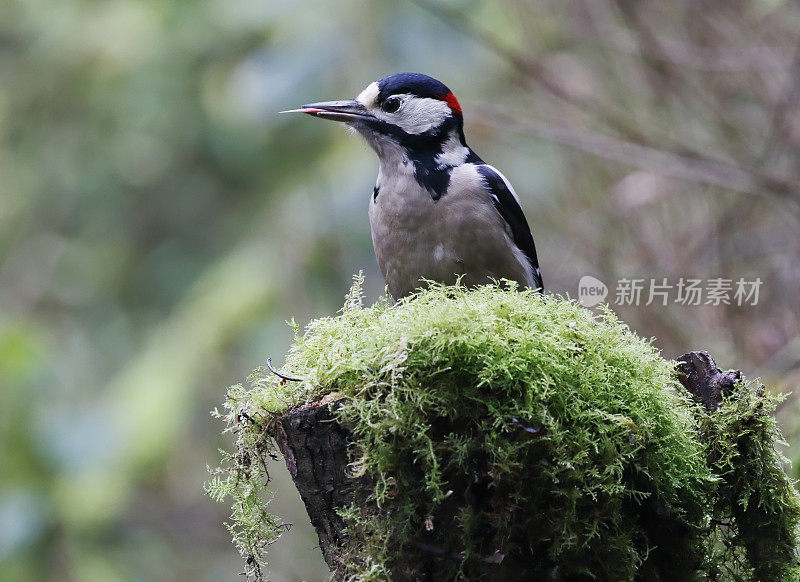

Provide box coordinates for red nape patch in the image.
[438,92,462,116]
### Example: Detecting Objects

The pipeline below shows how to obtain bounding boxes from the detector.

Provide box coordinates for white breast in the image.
[368,163,535,298]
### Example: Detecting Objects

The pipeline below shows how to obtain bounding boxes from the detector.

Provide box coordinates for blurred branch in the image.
[481,105,800,207]
[760,39,800,167]
[585,26,793,72]
[412,0,800,207]
[611,0,755,159]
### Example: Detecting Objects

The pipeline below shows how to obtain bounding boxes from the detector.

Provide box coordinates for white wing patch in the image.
[483,164,522,205]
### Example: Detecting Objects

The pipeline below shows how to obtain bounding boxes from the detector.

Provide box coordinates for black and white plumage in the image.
[283,73,543,298]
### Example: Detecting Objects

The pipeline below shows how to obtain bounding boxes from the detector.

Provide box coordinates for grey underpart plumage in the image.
[368,147,540,298]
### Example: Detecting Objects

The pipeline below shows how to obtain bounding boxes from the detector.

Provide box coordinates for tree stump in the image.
[272,350,744,579]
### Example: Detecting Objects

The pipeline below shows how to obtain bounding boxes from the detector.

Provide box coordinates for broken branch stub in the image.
[676,350,741,410]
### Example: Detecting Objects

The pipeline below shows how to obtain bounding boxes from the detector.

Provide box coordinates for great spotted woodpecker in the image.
[283,73,543,298]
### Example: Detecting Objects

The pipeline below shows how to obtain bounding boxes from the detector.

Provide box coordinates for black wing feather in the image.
[476,164,544,291]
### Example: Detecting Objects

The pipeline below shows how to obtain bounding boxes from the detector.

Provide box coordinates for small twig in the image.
[266,357,303,382]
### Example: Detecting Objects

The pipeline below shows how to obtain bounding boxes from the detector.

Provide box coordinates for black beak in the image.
[280,100,373,123]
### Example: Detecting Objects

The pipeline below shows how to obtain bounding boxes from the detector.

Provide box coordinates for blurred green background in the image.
[2,0,799,580]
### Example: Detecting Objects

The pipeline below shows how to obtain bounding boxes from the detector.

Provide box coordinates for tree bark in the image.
[272,401,370,571]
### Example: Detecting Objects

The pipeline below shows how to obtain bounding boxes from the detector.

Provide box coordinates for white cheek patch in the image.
[357,82,380,108]
[372,95,452,135]
[435,132,470,168]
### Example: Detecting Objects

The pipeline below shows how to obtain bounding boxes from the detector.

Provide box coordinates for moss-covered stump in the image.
[208,282,800,581]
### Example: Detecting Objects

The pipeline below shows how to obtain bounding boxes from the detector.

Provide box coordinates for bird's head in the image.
[283,73,468,166]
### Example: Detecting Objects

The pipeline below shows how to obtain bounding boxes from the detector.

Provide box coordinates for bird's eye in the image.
[381,97,401,113]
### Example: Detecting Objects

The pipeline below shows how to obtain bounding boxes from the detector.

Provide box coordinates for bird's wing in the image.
[475,164,543,290]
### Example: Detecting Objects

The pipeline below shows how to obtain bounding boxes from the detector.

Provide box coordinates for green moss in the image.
[697,384,800,581]
[208,278,800,581]
[205,385,286,580]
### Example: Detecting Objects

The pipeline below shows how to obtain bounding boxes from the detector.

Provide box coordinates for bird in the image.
[282,73,543,299]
